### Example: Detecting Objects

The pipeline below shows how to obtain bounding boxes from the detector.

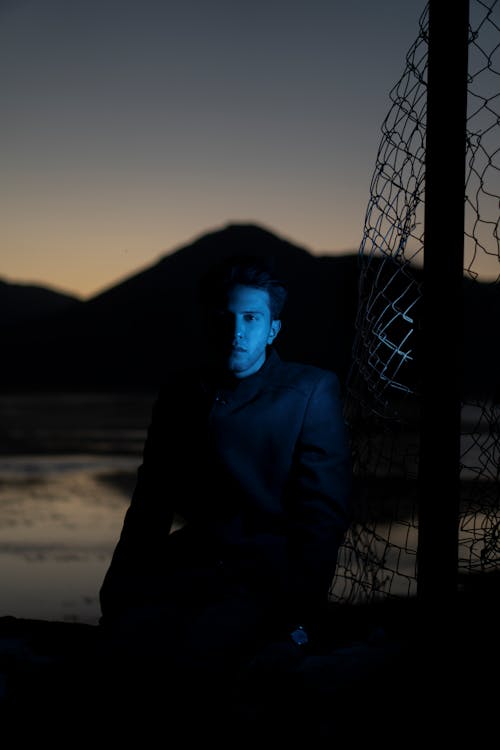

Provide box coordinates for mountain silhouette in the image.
[1,278,81,328]
[1,222,498,399]
[0,224,359,391]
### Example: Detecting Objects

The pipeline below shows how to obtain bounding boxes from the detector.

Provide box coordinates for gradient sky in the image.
[2,0,428,299]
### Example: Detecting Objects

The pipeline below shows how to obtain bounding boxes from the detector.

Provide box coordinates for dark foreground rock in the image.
[0,579,497,745]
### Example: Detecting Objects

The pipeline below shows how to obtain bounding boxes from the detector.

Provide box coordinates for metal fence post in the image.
[417,0,470,606]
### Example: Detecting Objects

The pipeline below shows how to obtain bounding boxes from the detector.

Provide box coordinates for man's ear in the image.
[268,319,281,343]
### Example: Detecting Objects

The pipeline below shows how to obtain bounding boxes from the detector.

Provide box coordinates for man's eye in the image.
[244,314,257,321]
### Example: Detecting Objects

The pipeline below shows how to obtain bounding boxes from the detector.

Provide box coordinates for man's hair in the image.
[199,255,288,320]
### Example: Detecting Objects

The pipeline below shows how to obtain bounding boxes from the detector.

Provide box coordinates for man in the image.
[98,254,352,732]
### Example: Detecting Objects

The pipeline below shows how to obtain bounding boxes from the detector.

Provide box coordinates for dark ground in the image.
[1,573,498,746]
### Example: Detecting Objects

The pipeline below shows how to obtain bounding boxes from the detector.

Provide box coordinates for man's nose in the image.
[233,320,243,339]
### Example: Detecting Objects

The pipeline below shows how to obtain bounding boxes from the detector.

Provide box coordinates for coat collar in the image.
[201,347,282,405]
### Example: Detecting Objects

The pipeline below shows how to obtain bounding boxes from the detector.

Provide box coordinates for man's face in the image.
[211,284,281,378]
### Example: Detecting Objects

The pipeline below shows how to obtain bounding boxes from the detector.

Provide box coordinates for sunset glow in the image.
[1,0,427,298]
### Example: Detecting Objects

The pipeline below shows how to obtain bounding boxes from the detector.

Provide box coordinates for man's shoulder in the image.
[270,353,340,392]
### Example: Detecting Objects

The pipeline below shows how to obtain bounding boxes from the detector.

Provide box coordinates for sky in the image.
[2,0,430,299]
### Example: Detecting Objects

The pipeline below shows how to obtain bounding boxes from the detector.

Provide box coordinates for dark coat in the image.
[100,348,352,628]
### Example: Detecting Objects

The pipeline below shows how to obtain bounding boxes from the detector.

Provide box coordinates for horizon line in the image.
[2,221,361,301]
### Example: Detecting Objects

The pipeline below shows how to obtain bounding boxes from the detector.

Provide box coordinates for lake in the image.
[1,391,494,623]
[0,390,418,622]
[0,391,154,624]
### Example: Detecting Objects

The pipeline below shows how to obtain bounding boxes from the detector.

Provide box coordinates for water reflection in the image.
[0,455,138,624]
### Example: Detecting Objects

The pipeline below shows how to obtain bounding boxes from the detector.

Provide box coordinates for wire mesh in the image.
[331,0,500,604]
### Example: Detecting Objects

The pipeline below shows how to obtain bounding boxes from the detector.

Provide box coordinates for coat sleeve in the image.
[286,370,352,627]
[99,390,175,619]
